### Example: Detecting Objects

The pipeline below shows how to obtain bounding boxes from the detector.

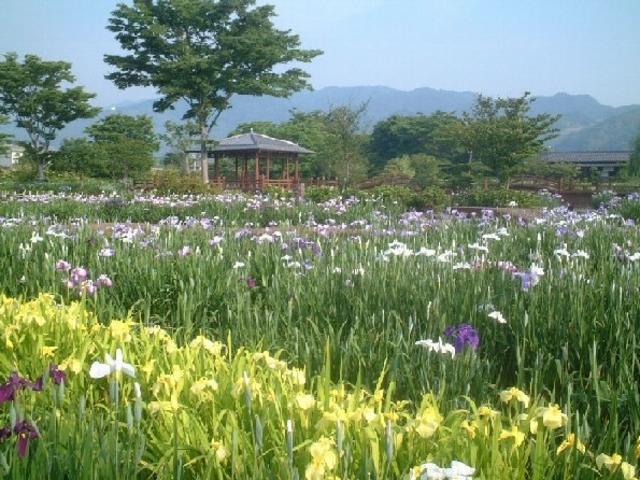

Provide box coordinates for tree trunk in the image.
[200,123,209,184]
[183,154,190,175]
[37,158,46,181]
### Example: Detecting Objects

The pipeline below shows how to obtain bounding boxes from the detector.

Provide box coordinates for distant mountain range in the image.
[2,86,639,152]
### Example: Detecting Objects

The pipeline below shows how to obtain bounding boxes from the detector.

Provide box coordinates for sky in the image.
[1,0,638,108]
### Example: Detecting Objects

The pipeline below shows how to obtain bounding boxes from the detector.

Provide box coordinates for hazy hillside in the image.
[1,86,638,152]
[550,106,640,151]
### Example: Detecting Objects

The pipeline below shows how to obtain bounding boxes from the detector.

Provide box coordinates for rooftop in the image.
[539,151,632,164]
[212,132,314,155]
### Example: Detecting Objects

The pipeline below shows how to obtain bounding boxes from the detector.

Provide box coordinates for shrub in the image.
[304,185,339,203]
[264,185,293,199]
[362,185,418,208]
[147,169,221,194]
[459,187,561,208]
[419,186,451,208]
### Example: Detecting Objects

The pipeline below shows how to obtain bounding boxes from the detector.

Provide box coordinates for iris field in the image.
[1,191,640,479]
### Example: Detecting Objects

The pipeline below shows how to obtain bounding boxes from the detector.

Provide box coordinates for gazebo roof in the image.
[212,132,314,155]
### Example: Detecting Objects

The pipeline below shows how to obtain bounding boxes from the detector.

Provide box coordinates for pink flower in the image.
[55,260,71,271]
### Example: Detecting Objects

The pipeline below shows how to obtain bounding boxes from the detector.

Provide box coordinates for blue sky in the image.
[1,0,638,107]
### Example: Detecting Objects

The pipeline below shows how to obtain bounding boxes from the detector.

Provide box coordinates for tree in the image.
[629,132,640,177]
[233,105,369,184]
[105,0,322,183]
[160,120,198,173]
[325,105,369,185]
[52,138,109,177]
[86,114,159,181]
[0,114,11,155]
[441,92,559,183]
[0,53,100,180]
[382,154,448,189]
[369,112,464,171]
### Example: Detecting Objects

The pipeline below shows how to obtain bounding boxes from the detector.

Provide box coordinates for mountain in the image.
[1,86,638,152]
[550,106,640,151]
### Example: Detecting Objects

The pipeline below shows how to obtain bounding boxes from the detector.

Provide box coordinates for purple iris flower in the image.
[48,364,66,386]
[0,372,35,404]
[0,425,11,442]
[245,276,257,288]
[444,324,480,353]
[13,420,39,458]
[69,267,88,286]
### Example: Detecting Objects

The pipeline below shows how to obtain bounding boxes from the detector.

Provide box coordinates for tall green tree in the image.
[105,0,322,183]
[325,105,369,185]
[369,112,464,171]
[0,53,99,180]
[442,92,560,183]
[86,114,159,181]
[52,138,109,177]
[160,120,198,173]
[629,132,640,177]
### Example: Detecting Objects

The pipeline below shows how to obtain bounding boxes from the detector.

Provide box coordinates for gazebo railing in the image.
[209,176,337,191]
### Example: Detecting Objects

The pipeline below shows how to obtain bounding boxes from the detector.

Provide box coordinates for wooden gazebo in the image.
[207,132,314,191]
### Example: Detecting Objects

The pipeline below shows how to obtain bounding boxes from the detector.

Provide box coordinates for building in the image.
[0,143,24,168]
[539,151,632,178]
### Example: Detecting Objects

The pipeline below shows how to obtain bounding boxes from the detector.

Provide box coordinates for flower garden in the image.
[1,190,640,479]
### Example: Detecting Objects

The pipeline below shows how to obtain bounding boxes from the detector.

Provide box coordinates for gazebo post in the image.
[234,157,239,183]
[285,155,290,182]
[266,152,271,185]
[295,154,300,183]
[214,153,220,179]
[255,150,260,190]
[243,155,248,188]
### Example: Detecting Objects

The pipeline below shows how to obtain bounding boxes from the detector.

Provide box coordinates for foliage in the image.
[382,154,447,189]
[326,104,370,185]
[0,53,99,180]
[3,295,634,479]
[304,185,340,203]
[1,201,640,477]
[512,158,580,182]
[0,114,11,155]
[629,132,640,177]
[362,185,418,207]
[368,112,465,171]
[459,187,561,208]
[439,93,560,181]
[419,185,450,208]
[144,169,220,195]
[52,138,110,178]
[159,120,198,174]
[84,114,159,181]
[234,104,370,184]
[105,0,321,182]
[595,192,640,222]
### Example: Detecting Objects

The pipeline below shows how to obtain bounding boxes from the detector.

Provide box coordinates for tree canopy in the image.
[440,92,560,181]
[86,114,159,181]
[160,120,198,173]
[104,0,322,182]
[368,112,464,171]
[0,53,99,180]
